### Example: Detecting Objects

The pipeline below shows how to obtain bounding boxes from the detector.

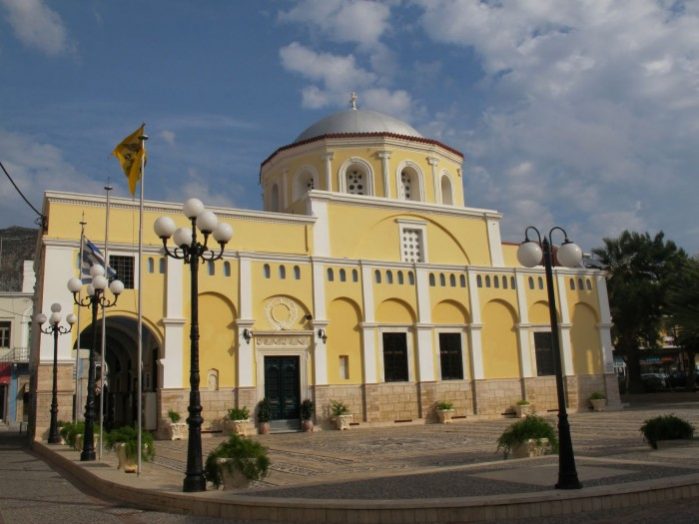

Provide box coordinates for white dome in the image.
[294,109,422,143]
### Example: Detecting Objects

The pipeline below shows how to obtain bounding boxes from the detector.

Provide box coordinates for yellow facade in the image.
[32,106,618,438]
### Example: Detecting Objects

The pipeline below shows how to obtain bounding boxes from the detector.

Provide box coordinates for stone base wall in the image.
[420,381,473,422]
[313,384,364,429]
[574,374,609,411]
[157,388,235,438]
[364,382,420,423]
[473,378,523,415]
[522,376,558,413]
[604,373,622,408]
[34,363,75,441]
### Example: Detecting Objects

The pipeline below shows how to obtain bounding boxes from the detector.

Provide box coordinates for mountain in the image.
[0,226,39,292]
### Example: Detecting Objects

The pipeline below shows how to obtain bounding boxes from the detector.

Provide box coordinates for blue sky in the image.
[1,0,698,253]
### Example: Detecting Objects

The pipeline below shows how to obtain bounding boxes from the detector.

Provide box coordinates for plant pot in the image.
[437,409,455,424]
[258,421,270,435]
[115,442,138,473]
[73,433,100,452]
[215,458,252,490]
[168,422,188,440]
[301,419,314,432]
[510,438,551,459]
[514,404,534,418]
[224,419,250,436]
[334,414,352,430]
[590,398,606,412]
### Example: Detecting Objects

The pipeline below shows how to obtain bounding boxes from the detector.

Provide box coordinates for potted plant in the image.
[105,425,155,473]
[257,398,271,434]
[436,401,455,424]
[224,406,250,436]
[330,400,352,430]
[167,409,187,440]
[496,415,558,459]
[513,399,534,418]
[205,434,270,490]
[588,391,607,412]
[59,421,83,448]
[640,414,695,449]
[300,399,314,432]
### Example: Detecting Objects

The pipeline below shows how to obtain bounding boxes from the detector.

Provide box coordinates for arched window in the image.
[529,276,534,289]
[511,277,516,289]
[279,265,286,279]
[159,258,166,274]
[538,277,544,289]
[294,169,317,201]
[570,279,576,290]
[223,261,231,277]
[503,276,508,289]
[327,268,334,281]
[147,257,154,273]
[207,260,215,276]
[400,168,420,201]
[375,270,382,284]
[408,271,415,285]
[578,278,584,290]
[439,273,446,286]
[494,276,500,288]
[352,269,358,282]
[485,275,491,288]
[339,268,346,282]
[429,273,436,287]
[386,270,393,284]
[477,275,483,288]
[449,274,456,287]
[346,164,367,195]
[270,183,280,212]
[586,279,592,290]
[397,271,404,285]
[440,174,453,205]
[294,266,301,280]
[460,275,466,287]
[263,264,270,279]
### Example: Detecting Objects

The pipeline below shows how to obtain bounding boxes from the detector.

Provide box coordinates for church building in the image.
[31,100,620,438]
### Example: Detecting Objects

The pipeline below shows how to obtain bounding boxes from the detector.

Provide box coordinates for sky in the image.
[1,0,698,254]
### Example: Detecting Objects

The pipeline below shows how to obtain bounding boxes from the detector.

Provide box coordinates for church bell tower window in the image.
[347,168,365,195]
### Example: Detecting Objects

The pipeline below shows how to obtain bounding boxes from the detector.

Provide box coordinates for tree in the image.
[593,231,687,394]
[667,258,699,391]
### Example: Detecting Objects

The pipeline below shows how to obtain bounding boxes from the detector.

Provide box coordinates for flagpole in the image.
[136,130,148,476]
[98,181,112,459]
[74,215,87,423]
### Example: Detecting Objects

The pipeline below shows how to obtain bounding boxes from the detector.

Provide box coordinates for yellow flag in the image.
[112,124,146,195]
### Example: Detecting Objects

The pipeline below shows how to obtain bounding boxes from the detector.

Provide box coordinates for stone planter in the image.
[168,422,188,440]
[73,433,100,452]
[334,414,352,431]
[437,409,455,424]
[301,419,314,432]
[115,442,137,473]
[590,398,606,412]
[514,404,534,418]
[510,438,551,459]
[224,419,250,436]
[258,422,270,435]
[215,458,252,490]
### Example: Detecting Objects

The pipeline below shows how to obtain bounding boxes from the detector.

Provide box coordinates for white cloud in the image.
[159,130,176,146]
[164,168,236,209]
[0,0,72,55]
[278,0,391,48]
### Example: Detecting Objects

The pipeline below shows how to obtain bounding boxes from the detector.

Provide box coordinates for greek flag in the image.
[81,239,116,284]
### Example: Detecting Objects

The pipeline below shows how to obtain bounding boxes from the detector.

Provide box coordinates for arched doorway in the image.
[74,316,161,430]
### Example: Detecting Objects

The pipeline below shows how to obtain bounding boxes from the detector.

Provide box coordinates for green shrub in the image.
[516,399,530,406]
[496,415,558,459]
[588,391,606,400]
[300,399,314,421]
[105,426,155,461]
[205,434,270,488]
[640,414,694,449]
[330,400,349,417]
[436,401,454,410]
[257,399,271,423]
[227,407,250,421]
[60,421,85,447]
[167,410,181,423]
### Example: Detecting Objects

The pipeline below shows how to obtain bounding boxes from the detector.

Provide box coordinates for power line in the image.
[0,160,46,228]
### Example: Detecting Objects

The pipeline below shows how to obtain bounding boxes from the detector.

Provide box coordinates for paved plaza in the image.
[19,397,699,522]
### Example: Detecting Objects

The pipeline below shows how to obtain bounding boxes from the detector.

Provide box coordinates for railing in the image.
[0,347,29,363]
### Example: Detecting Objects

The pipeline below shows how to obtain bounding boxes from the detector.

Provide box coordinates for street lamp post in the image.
[154,198,233,492]
[67,265,124,461]
[36,304,76,444]
[517,226,583,490]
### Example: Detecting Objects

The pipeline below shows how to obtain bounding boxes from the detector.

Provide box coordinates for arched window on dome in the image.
[269,183,280,212]
[440,174,454,205]
[346,164,367,195]
[398,164,422,201]
[293,168,318,201]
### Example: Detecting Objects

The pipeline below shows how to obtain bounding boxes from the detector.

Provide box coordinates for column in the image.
[596,275,615,374]
[312,260,328,385]
[467,269,484,379]
[427,157,439,204]
[322,152,334,191]
[556,272,574,376]
[162,256,185,388]
[378,151,391,198]
[515,272,533,377]
[360,264,377,384]
[236,256,254,388]
[415,268,435,382]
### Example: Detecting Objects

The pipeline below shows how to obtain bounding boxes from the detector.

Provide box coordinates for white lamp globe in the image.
[154,216,176,239]
[557,241,583,268]
[197,210,218,234]
[50,311,62,324]
[35,313,47,325]
[183,198,204,219]
[67,278,82,293]
[66,313,77,325]
[173,227,193,248]
[87,284,95,296]
[90,264,105,278]
[93,275,108,290]
[50,302,62,313]
[517,241,543,268]
[109,279,125,296]
[213,222,233,244]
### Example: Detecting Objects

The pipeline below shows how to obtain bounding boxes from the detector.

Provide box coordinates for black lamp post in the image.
[517,226,583,490]
[154,198,233,492]
[36,304,76,444]
[67,265,123,461]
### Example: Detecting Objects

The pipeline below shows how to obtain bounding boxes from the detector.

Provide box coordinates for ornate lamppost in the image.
[154,198,233,492]
[67,265,124,461]
[36,304,76,444]
[517,226,583,490]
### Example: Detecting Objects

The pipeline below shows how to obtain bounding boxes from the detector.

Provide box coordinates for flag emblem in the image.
[81,239,116,283]
[112,124,146,195]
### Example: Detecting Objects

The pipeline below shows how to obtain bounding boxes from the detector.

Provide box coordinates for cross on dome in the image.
[350,92,358,110]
